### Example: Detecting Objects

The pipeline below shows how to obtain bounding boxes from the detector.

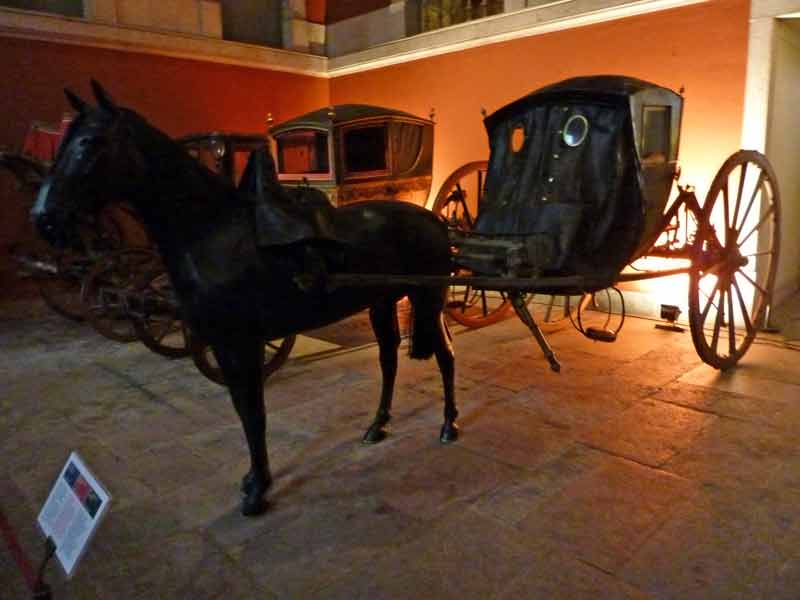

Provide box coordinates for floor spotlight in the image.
[655,303,684,333]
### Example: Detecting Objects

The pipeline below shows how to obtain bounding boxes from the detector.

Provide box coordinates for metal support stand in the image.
[759,302,781,334]
[511,293,561,372]
[32,537,55,600]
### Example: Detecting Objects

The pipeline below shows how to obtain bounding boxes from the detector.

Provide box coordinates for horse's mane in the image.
[123,108,242,202]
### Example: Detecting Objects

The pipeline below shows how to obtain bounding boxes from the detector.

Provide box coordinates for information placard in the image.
[37,451,111,578]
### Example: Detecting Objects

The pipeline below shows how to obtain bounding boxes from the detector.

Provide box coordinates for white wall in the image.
[766,18,800,302]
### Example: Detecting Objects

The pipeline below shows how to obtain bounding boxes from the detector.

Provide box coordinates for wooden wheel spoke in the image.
[732,162,748,229]
[722,180,731,243]
[737,203,775,249]
[734,171,766,236]
[734,168,762,232]
[700,279,720,324]
[732,278,754,338]
[710,289,725,353]
[737,268,770,300]
[727,284,737,357]
[743,250,774,258]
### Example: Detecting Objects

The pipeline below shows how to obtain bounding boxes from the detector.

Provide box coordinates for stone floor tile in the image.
[517,457,693,573]
[679,363,800,402]
[663,417,800,494]
[499,550,653,599]
[90,532,264,600]
[656,379,800,431]
[621,488,800,600]
[472,444,609,527]
[578,398,717,467]
[456,398,574,470]
[311,510,547,600]
[235,496,429,598]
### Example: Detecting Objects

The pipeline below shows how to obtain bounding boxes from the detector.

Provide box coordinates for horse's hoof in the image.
[241,493,268,517]
[241,471,255,495]
[241,470,273,496]
[362,424,388,445]
[440,421,459,444]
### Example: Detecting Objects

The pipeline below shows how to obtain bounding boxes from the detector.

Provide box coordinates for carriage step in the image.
[585,327,617,343]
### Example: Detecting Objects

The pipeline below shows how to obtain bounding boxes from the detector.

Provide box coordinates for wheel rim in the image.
[81,248,159,343]
[689,151,780,369]
[191,335,297,386]
[432,160,513,327]
[131,269,191,358]
[524,293,584,333]
[37,251,89,322]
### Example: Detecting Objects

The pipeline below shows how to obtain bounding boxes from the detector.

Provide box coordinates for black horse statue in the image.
[32,82,458,516]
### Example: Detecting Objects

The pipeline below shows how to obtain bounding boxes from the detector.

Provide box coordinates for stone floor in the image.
[2,297,800,599]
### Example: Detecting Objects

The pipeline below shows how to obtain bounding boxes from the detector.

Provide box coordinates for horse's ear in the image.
[90,79,118,114]
[64,88,88,113]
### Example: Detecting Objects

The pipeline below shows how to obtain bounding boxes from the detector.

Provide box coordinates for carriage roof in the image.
[268,104,434,207]
[269,104,432,135]
[484,75,683,164]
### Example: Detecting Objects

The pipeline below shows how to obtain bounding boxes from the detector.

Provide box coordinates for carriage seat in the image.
[239,148,340,248]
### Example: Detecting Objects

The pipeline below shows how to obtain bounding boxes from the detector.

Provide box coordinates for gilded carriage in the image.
[269,104,434,207]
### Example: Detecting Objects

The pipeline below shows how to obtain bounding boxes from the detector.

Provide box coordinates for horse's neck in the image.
[127,129,246,259]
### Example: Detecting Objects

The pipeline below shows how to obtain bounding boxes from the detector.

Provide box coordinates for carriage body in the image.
[177,131,267,186]
[269,105,434,207]
[471,76,683,290]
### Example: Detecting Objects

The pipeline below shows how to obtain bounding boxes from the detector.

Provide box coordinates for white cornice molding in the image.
[0,7,328,77]
[328,0,708,76]
[1,0,708,80]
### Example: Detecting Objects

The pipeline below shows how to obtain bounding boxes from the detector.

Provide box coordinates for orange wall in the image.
[0,36,328,299]
[0,37,328,149]
[330,0,751,205]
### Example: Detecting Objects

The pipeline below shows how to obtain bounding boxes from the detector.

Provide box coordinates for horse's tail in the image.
[407,288,447,360]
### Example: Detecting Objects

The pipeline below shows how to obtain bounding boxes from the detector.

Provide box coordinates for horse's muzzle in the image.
[31,178,74,249]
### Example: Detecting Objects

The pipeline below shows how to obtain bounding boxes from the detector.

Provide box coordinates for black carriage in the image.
[269,104,434,207]
[360,75,780,371]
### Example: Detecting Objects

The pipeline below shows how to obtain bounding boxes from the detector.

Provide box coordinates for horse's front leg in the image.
[363,301,400,444]
[212,336,272,516]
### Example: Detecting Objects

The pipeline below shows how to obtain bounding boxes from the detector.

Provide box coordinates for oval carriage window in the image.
[562,115,589,147]
[510,126,525,153]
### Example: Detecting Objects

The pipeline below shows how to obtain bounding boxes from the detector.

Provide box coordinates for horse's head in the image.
[32,81,144,248]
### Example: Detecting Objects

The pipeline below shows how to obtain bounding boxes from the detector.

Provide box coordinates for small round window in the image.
[562,115,589,147]
[510,125,525,153]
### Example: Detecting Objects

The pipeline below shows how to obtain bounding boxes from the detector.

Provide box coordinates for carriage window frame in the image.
[562,114,589,148]
[273,128,333,182]
[339,123,391,181]
[640,105,671,164]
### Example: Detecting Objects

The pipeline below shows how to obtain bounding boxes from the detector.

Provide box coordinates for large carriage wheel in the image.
[688,150,780,370]
[523,293,585,333]
[432,160,513,327]
[81,248,159,342]
[131,268,191,358]
[190,335,297,387]
[36,250,91,322]
[36,209,126,322]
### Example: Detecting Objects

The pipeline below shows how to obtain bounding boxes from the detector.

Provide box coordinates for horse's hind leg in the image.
[409,287,458,443]
[434,312,458,443]
[362,299,401,444]
[212,336,272,516]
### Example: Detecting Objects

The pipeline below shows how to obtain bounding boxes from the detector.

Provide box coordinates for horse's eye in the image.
[79,137,105,148]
